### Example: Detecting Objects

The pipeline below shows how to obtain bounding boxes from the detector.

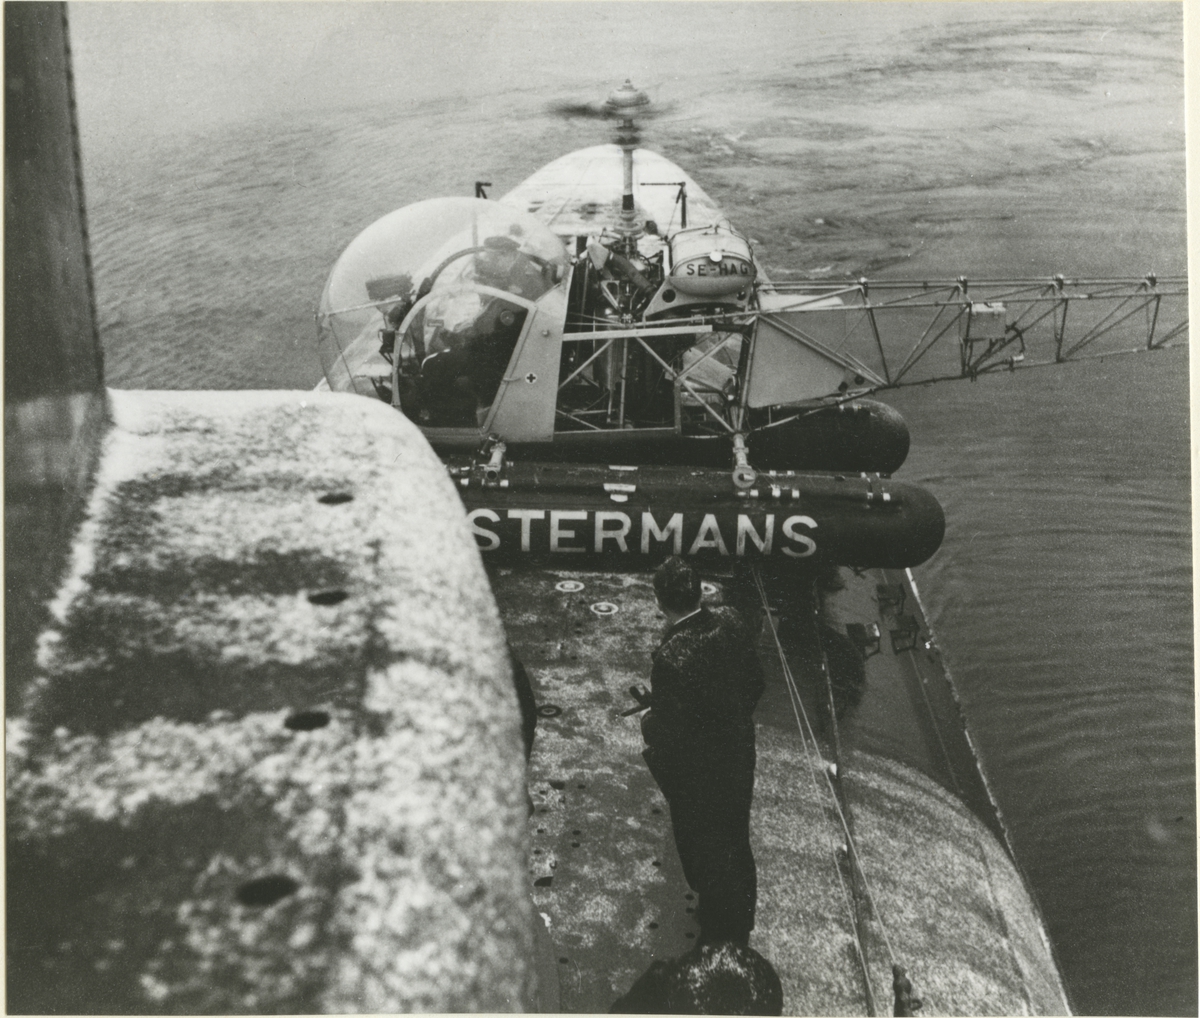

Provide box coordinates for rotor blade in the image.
[545,98,676,122]
[546,100,612,121]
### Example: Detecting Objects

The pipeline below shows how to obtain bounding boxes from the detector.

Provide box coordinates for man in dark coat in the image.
[637,557,766,946]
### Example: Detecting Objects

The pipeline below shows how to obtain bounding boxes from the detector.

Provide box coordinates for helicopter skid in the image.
[423,397,911,476]
[452,461,945,570]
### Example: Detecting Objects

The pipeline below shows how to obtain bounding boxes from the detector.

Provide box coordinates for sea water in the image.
[68,3,1193,1012]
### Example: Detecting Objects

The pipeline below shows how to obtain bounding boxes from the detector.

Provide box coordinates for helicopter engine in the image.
[579,238,664,324]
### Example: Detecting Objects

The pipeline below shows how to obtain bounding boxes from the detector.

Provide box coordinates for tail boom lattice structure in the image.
[745,274,1187,396]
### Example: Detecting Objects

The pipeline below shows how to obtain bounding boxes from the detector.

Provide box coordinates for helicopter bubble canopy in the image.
[317,197,568,397]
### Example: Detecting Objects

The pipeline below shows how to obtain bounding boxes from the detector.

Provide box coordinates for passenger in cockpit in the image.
[398,234,548,426]
[416,343,476,425]
[475,234,554,301]
[415,297,528,427]
[461,300,527,405]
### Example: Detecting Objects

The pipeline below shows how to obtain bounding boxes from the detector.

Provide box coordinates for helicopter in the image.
[312,83,1186,1012]
[315,80,1183,578]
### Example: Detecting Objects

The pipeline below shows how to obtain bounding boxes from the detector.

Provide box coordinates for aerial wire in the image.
[750,567,909,997]
[748,566,878,1014]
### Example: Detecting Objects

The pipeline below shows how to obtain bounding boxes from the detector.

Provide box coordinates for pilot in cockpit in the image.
[472,233,553,301]
[409,235,539,426]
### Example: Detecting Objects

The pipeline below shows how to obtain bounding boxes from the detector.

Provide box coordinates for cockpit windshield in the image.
[317,197,568,411]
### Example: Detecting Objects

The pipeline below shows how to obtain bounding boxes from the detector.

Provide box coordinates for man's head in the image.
[476,234,522,289]
[611,941,784,1015]
[669,942,783,1015]
[654,556,702,615]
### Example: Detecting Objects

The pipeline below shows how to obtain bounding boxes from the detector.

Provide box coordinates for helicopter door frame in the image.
[482,285,569,442]
[393,283,543,435]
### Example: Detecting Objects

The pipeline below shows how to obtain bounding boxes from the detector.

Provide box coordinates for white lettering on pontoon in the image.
[737,514,775,556]
[468,510,818,559]
[594,511,632,552]
[689,514,729,556]
[641,512,684,554]
[468,508,501,551]
[781,515,818,558]
[550,510,588,553]
[507,509,545,552]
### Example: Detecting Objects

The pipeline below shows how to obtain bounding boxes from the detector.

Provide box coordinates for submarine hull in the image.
[500,566,1073,1015]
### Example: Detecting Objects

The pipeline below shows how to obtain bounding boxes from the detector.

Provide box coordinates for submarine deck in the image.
[492,564,1071,1015]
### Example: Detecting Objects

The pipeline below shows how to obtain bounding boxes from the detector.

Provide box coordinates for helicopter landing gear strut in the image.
[731,433,756,490]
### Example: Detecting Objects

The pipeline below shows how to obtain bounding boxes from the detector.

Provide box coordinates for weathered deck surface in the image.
[7,390,534,1014]
[495,566,1071,1015]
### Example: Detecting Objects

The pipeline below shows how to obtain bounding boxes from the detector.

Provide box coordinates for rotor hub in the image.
[604,79,651,120]
[604,81,649,241]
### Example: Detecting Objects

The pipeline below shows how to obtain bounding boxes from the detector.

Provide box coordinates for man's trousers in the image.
[657,751,757,946]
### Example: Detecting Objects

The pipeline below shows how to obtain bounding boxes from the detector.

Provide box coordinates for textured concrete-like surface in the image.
[840,754,1071,1016]
[756,741,1072,1016]
[7,389,533,1013]
[497,566,1069,1016]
